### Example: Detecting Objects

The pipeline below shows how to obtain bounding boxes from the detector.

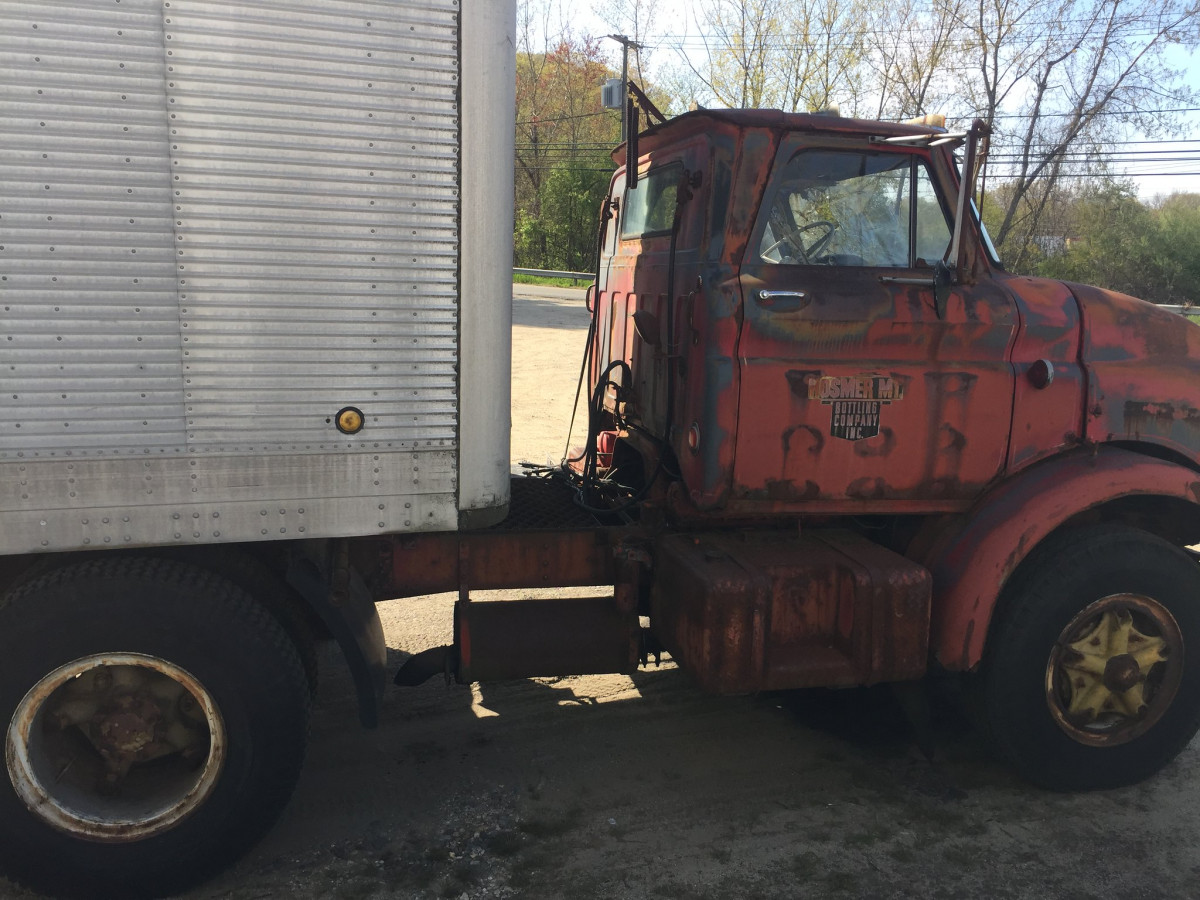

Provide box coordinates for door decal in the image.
[806,374,905,441]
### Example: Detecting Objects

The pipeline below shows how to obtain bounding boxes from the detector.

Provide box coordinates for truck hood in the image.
[1073,281,1200,462]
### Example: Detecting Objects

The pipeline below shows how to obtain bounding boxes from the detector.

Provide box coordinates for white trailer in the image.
[0,1,515,895]
[1,0,514,555]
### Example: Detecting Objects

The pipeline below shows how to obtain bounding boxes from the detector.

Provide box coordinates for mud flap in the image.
[286,543,387,727]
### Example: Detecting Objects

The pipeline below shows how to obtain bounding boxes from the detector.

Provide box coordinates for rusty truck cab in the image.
[395,109,1200,794]
[592,109,1086,523]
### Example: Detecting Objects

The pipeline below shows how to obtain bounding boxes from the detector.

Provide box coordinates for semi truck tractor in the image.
[6,0,1200,896]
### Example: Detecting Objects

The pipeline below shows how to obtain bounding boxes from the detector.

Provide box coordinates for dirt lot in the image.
[6,284,1200,899]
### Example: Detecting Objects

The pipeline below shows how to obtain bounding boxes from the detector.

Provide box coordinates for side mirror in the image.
[933,261,953,319]
[586,282,596,313]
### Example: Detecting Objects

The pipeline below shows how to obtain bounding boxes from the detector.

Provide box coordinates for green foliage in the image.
[540,155,612,270]
[514,23,619,274]
[1011,182,1200,306]
[1036,182,1155,298]
[1153,195,1200,306]
[512,274,586,287]
[514,153,611,272]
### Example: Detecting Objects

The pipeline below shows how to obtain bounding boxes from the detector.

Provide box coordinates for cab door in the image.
[592,143,706,441]
[732,138,1016,509]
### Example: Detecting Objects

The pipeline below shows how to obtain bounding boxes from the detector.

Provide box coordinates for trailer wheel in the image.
[981,524,1200,790]
[0,557,310,898]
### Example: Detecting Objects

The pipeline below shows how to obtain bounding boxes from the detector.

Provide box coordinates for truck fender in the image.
[919,446,1200,671]
[286,543,387,727]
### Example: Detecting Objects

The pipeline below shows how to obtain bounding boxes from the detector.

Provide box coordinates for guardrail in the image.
[513,267,593,284]
[1160,304,1193,316]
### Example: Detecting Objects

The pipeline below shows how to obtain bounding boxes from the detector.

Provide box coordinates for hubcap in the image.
[5,653,226,842]
[1045,594,1183,747]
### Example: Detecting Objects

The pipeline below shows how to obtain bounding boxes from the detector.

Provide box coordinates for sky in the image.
[571,1,1200,199]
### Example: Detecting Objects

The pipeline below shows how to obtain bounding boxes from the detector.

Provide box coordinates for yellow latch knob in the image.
[334,406,364,435]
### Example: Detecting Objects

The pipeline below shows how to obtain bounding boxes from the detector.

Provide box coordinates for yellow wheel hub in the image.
[1046,594,1183,747]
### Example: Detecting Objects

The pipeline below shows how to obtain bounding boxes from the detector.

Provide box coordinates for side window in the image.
[757,149,950,268]
[621,163,682,239]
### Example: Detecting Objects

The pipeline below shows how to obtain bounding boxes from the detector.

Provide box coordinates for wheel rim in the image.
[1045,593,1184,747]
[5,653,226,842]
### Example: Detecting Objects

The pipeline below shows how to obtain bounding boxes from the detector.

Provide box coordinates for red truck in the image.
[5,6,1200,894]
[390,107,1200,806]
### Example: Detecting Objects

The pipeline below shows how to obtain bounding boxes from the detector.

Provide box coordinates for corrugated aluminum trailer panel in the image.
[0,0,515,554]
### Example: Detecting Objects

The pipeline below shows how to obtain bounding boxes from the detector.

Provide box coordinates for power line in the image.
[517,107,1200,129]
[1048,171,1200,177]
[516,110,613,126]
[643,11,1197,50]
[987,106,1200,120]
[989,152,1200,159]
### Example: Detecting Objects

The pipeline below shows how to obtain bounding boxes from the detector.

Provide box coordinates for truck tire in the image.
[149,547,321,698]
[0,557,310,898]
[981,524,1200,790]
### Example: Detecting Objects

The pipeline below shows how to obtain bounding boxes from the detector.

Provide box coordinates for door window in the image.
[757,150,950,268]
[621,163,683,239]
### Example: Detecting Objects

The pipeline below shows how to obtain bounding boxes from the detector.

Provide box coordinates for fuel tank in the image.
[649,529,931,693]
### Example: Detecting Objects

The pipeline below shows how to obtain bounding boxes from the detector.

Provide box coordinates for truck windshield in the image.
[758,149,950,268]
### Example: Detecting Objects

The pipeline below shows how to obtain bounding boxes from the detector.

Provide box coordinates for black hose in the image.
[562,195,614,466]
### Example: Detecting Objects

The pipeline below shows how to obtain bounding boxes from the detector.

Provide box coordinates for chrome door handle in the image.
[756,289,810,311]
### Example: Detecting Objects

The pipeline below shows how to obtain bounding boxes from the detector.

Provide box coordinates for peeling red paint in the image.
[587,109,1200,688]
[1077,283,1200,463]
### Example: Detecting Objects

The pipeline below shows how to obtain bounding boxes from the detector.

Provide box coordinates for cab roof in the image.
[611,108,947,168]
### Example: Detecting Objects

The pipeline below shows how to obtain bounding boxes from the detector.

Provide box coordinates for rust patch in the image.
[922,477,964,497]
[1123,400,1200,439]
[1142,312,1189,361]
[924,371,978,396]
[782,424,824,457]
[763,478,822,501]
[939,424,967,453]
[852,427,895,458]
[999,532,1031,582]
[846,476,889,499]
[961,619,975,670]
[785,370,823,399]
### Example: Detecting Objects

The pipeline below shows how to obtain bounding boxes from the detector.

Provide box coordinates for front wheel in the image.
[981,524,1200,790]
[0,557,310,898]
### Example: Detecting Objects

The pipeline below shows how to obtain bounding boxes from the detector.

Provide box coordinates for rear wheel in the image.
[0,557,310,898]
[981,524,1200,790]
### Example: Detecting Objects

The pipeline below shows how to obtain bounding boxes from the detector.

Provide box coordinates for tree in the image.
[960,0,1200,269]
[592,0,661,79]
[779,0,871,114]
[678,0,869,112]
[515,3,620,270]
[866,0,966,120]
[688,0,778,108]
[1022,183,1200,306]
[1036,180,1158,297]
[1150,193,1200,305]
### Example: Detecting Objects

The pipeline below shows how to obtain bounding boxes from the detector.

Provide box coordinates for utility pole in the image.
[606,34,641,143]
